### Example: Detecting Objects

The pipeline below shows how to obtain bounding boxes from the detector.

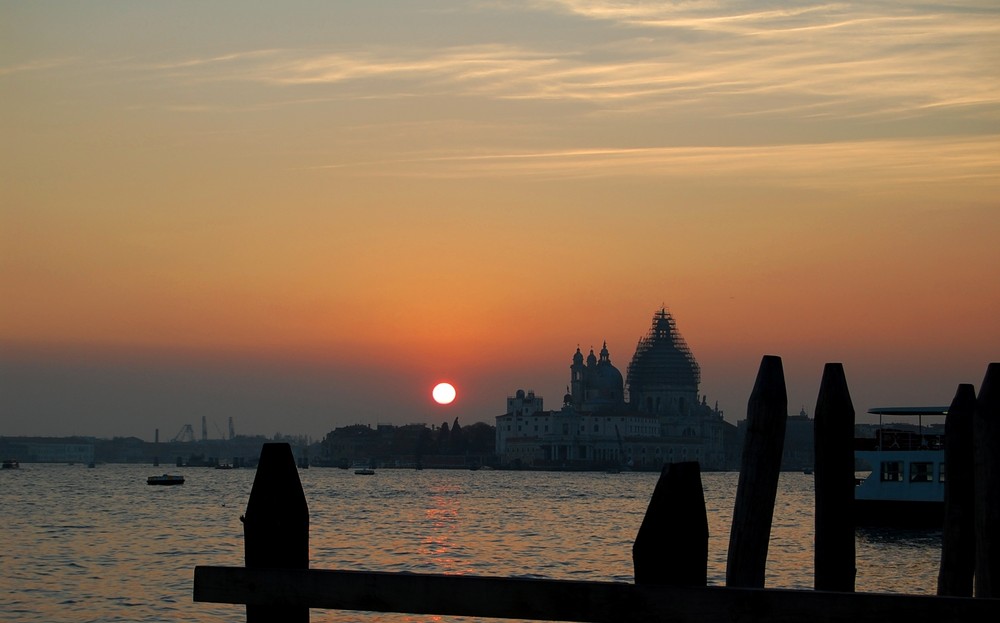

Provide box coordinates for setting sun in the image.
[432,382,457,405]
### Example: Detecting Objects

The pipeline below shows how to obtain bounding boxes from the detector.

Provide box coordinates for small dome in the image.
[516,389,526,399]
[596,363,624,389]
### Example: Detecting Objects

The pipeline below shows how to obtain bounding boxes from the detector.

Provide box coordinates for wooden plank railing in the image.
[193,566,998,622]
[192,358,1000,622]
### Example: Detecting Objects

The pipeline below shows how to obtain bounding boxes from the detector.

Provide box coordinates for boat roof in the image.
[866,406,948,416]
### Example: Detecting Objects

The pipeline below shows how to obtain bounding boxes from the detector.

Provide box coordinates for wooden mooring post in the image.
[938,383,977,596]
[193,362,1000,622]
[726,354,787,588]
[975,362,1000,597]
[633,461,708,586]
[813,363,856,592]
[241,442,308,622]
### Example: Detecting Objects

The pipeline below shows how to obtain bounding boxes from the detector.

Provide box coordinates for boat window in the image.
[910,462,933,483]
[880,461,903,482]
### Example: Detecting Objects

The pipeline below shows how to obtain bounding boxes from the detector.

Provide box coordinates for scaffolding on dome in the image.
[625,308,701,398]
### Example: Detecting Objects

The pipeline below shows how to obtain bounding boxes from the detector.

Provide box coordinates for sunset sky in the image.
[2,1,998,440]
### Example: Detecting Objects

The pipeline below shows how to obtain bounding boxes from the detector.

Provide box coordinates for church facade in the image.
[495,308,735,470]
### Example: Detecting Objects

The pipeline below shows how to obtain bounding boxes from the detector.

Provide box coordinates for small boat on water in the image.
[352,462,375,475]
[2,459,19,469]
[147,474,185,486]
[854,406,946,528]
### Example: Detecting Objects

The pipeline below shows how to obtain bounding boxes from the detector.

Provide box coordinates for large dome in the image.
[626,308,700,398]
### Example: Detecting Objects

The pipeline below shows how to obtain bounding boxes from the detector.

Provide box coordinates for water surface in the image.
[0,465,942,622]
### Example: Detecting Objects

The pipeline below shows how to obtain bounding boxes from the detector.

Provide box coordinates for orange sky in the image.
[2,1,998,438]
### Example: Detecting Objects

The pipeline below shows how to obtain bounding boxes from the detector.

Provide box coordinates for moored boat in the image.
[352,462,375,475]
[2,459,19,469]
[854,406,946,528]
[147,474,185,486]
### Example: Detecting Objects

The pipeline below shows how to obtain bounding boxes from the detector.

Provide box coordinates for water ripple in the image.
[1,465,943,622]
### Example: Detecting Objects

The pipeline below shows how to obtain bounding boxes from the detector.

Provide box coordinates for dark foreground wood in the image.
[727,355,787,588]
[939,383,977,596]
[193,566,999,623]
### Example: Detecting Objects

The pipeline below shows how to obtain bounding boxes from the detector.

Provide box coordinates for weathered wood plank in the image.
[633,461,708,586]
[727,354,788,588]
[975,362,1000,598]
[193,566,1000,622]
[242,442,309,622]
[939,383,977,596]
[813,363,856,592]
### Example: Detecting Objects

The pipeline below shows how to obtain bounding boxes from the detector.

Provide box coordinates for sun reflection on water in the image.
[419,487,465,573]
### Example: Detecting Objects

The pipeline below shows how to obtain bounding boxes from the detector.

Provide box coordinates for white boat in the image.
[854,406,946,528]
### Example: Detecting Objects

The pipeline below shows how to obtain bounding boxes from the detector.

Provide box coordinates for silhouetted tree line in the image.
[417,418,495,457]
[319,419,495,466]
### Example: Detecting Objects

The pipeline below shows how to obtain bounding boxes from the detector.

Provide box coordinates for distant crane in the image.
[615,425,630,470]
[172,424,195,443]
[228,416,235,440]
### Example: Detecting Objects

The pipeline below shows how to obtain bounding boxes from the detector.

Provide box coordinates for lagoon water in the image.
[2,464,942,622]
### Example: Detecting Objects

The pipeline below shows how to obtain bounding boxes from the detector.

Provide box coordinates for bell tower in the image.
[570,346,585,408]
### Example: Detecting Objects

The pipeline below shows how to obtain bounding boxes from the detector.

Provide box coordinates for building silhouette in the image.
[626,308,700,417]
[496,308,736,470]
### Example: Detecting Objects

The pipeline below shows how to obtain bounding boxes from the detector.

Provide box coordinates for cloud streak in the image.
[307,136,1000,186]
[7,2,989,152]
[126,1,997,133]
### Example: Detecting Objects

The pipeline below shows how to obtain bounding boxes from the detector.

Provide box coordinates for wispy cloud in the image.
[308,135,1000,188]
[8,1,995,174]
[150,49,282,71]
[536,0,845,32]
[141,2,998,127]
[0,57,78,76]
